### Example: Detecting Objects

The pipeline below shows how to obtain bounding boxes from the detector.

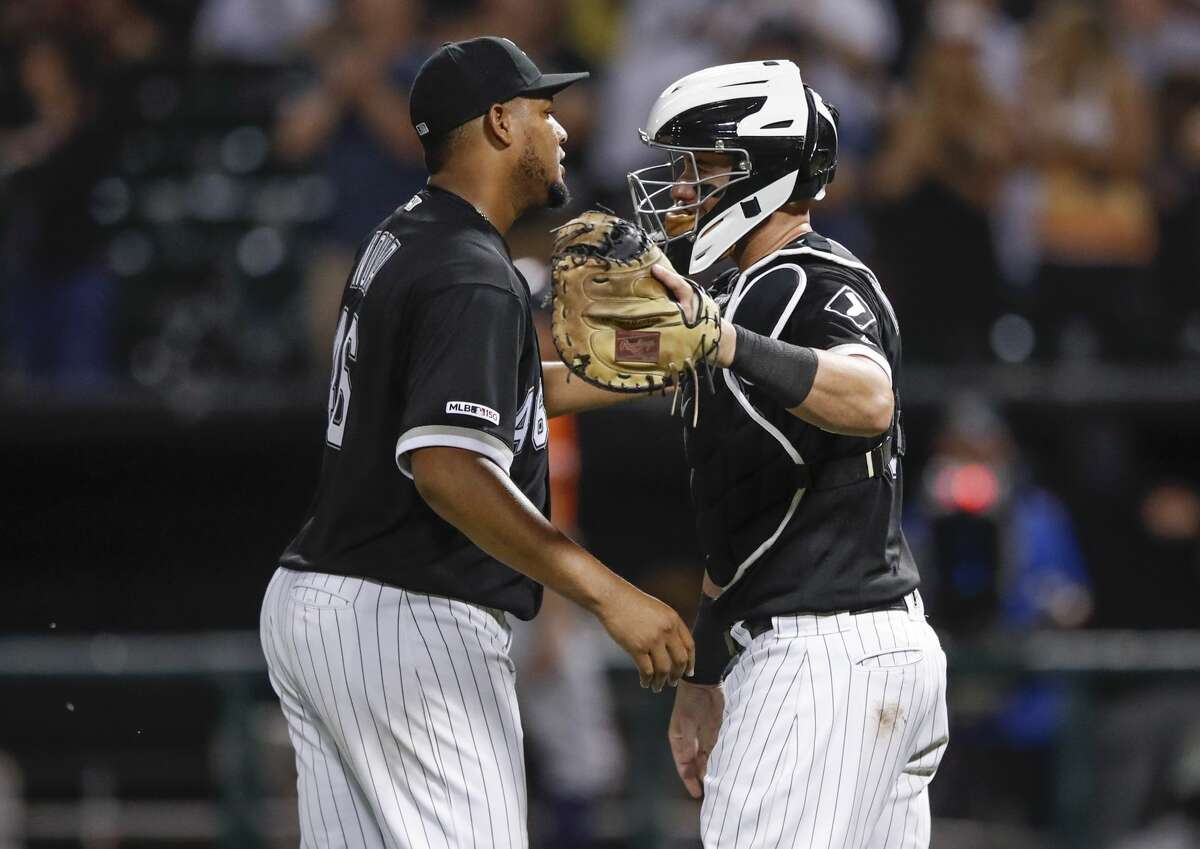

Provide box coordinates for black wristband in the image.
[691,595,729,685]
[730,325,818,408]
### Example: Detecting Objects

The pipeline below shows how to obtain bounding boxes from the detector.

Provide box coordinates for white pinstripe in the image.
[260,567,527,849]
[700,593,949,849]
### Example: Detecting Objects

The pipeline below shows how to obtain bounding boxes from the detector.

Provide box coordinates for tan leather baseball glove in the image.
[549,211,721,394]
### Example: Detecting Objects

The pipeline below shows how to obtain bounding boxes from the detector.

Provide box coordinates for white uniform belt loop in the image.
[483,605,509,630]
[729,620,754,649]
[865,450,874,477]
[906,589,925,619]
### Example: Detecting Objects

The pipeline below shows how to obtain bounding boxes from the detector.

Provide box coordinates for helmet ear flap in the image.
[789,85,839,201]
[826,100,841,128]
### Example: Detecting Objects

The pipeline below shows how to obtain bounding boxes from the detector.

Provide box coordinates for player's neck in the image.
[427,172,518,235]
[734,207,812,271]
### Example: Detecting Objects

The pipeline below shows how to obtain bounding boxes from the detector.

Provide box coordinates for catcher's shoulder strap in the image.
[773,233,901,337]
[791,433,898,491]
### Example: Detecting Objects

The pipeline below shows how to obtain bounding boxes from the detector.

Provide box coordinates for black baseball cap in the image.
[409,37,589,145]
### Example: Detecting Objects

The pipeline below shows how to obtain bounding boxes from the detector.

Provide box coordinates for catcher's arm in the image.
[778,350,893,436]
[669,570,725,798]
[652,266,892,437]
[541,360,654,418]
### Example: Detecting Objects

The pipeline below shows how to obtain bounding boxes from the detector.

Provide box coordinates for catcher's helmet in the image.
[628,60,839,273]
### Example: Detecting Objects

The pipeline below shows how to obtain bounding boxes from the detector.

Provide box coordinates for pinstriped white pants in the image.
[700,592,949,849]
[260,566,528,849]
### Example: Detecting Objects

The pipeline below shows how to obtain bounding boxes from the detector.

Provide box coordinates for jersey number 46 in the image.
[326,307,358,449]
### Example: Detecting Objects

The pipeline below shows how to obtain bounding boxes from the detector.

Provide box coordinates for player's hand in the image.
[596,581,695,692]
[651,265,737,367]
[652,263,700,322]
[669,680,724,798]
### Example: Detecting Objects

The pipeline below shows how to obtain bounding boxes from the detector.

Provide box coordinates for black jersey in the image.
[685,232,919,624]
[280,185,549,619]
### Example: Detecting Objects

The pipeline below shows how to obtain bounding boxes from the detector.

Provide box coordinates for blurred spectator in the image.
[1098,679,1200,847]
[510,309,625,849]
[587,0,727,206]
[78,0,173,148]
[1155,69,1200,359]
[1025,1,1158,361]
[1110,0,1200,88]
[193,0,333,62]
[798,0,898,250]
[1100,480,1200,629]
[0,752,21,849]
[83,0,168,68]
[736,0,900,158]
[939,0,1025,105]
[738,1,896,250]
[912,396,1092,828]
[1,36,119,389]
[1112,718,1200,849]
[512,588,625,849]
[783,0,899,151]
[1102,475,1200,791]
[913,396,1092,637]
[1089,475,1200,845]
[870,3,1015,363]
[274,0,427,367]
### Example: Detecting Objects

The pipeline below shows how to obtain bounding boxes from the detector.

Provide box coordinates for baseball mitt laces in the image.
[549,210,721,423]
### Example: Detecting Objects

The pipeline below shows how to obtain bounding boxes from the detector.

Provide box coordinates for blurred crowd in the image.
[1,0,1199,390]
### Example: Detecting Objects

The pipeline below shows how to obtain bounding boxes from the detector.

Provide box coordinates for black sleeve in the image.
[781,269,893,381]
[394,284,526,477]
[690,596,730,685]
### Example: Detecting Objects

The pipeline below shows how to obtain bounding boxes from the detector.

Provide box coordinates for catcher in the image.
[553,60,949,849]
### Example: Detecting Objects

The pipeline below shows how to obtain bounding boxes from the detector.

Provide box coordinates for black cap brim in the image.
[519,71,589,99]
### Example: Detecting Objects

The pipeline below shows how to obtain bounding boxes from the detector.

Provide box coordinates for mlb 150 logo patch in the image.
[446,401,500,425]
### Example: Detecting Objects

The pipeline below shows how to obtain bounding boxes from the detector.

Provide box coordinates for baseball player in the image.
[627,61,951,848]
[259,37,694,849]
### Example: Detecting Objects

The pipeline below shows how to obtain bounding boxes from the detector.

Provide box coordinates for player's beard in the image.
[664,209,696,239]
[518,141,569,211]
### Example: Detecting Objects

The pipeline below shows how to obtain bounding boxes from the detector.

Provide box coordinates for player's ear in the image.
[484,102,515,149]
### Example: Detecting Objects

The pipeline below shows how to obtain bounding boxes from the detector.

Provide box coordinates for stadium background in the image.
[2,0,1200,846]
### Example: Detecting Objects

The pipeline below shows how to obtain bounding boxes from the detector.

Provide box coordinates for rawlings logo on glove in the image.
[549,211,721,395]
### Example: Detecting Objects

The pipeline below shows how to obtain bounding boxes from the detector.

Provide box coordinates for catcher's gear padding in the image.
[550,211,720,398]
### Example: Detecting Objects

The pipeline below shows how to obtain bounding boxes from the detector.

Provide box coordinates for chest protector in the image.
[684,239,902,593]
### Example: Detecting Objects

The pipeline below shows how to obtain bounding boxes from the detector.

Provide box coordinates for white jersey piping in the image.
[711,240,895,596]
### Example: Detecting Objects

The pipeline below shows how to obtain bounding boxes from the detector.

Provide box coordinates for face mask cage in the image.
[627,134,753,247]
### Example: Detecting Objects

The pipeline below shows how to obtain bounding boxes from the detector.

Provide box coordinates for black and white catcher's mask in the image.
[628,60,839,274]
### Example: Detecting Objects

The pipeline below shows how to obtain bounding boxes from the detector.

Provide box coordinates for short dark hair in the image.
[423,123,469,174]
